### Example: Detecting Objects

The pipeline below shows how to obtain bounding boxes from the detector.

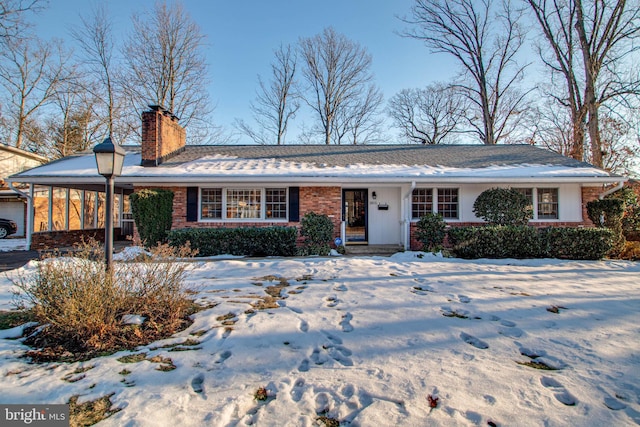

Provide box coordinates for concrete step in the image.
[345,244,404,256]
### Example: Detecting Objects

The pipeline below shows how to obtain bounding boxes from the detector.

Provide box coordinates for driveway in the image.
[0,239,37,272]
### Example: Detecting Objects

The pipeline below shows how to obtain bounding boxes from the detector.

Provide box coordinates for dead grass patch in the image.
[117,353,147,363]
[216,312,237,322]
[516,360,558,370]
[546,305,568,314]
[0,309,35,330]
[316,416,340,427]
[68,393,120,427]
[442,310,468,319]
[148,355,176,371]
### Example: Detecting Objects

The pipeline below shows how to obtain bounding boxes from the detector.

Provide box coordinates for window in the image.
[266,188,287,219]
[438,188,459,219]
[201,189,222,219]
[538,188,558,219]
[411,188,459,219]
[227,189,261,218]
[200,187,287,220]
[513,188,533,207]
[412,188,433,218]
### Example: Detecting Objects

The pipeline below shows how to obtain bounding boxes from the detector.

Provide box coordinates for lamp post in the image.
[93,137,125,272]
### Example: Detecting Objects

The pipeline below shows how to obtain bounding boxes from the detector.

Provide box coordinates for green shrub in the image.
[448,226,613,260]
[12,241,197,361]
[130,189,174,247]
[448,226,542,259]
[473,188,532,225]
[540,227,614,260]
[167,226,298,257]
[586,198,626,254]
[607,188,640,240]
[299,212,334,256]
[415,213,447,252]
[587,198,625,228]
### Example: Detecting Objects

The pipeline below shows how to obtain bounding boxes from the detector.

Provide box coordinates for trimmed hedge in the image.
[448,226,614,260]
[299,212,334,256]
[167,227,298,257]
[540,227,614,260]
[448,226,542,259]
[130,189,174,247]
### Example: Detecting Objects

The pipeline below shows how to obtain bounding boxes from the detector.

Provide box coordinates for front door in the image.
[343,189,367,244]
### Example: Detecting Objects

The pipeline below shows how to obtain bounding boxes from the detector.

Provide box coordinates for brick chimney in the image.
[141,105,186,167]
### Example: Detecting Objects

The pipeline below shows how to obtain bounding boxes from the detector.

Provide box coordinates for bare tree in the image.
[299,27,380,145]
[40,73,107,158]
[122,1,212,141]
[403,0,529,145]
[71,4,130,141]
[332,83,384,145]
[0,0,44,40]
[0,36,70,148]
[526,0,640,167]
[388,84,467,144]
[236,44,299,145]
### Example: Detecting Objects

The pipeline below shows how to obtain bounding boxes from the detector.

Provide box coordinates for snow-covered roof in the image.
[8,144,624,186]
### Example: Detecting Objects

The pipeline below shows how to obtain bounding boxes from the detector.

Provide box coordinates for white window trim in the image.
[512,186,560,221]
[199,187,289,222]
[411,187,460,221]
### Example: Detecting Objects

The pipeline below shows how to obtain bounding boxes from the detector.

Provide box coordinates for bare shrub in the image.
[12,240,197,361]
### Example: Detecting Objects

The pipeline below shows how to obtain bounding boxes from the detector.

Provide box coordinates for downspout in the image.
[598,180,625,199]
[7,179,33,249]
[402,181,416,250]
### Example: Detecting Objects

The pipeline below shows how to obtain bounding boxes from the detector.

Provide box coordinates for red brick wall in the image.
[141,107,186,166]
[29,228,124,251]
[581,186,602,227]
[132,186,344,245]
[299,186,342,241]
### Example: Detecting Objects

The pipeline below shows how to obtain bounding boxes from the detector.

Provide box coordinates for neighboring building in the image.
[8,107,626,251]
[0,144,48,237]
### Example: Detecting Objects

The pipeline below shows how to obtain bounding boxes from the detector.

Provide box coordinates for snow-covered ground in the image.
[0,252,639,426]
[0,238,26,252]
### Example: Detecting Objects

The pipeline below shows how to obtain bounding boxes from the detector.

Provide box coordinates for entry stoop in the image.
[344,244,404,256]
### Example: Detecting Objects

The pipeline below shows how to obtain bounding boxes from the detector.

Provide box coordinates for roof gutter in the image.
[599,179,625,199]
[8,175,625,186]
[7,179,32,249]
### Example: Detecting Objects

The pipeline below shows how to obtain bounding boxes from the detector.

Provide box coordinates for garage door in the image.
[0,201,25,236]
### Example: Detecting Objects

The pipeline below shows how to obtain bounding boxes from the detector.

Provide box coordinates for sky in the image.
[1,247,639,425]
[30,0,460,143]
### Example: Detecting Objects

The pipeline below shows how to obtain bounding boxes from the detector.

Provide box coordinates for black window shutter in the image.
[186,187,198,222]
[289,187,300,222]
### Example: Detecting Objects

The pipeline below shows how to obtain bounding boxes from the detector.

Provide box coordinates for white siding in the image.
[406,183,586,223]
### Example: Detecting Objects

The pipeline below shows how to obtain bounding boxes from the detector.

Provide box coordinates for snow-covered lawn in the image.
[0,253,639,426]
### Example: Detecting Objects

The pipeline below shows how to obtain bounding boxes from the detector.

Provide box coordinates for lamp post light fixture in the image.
[93,136,125,272]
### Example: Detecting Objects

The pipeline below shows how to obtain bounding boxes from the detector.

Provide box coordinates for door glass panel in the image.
[344,190,367,243]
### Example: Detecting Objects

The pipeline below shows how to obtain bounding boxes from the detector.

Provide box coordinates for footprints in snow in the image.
[340,313,354,332]
[298,331,354,371]
[214,350,232,364]
[460,332,489,350]
[298,320,309,333]
[191,374,205,394]
[541,376,577,406]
